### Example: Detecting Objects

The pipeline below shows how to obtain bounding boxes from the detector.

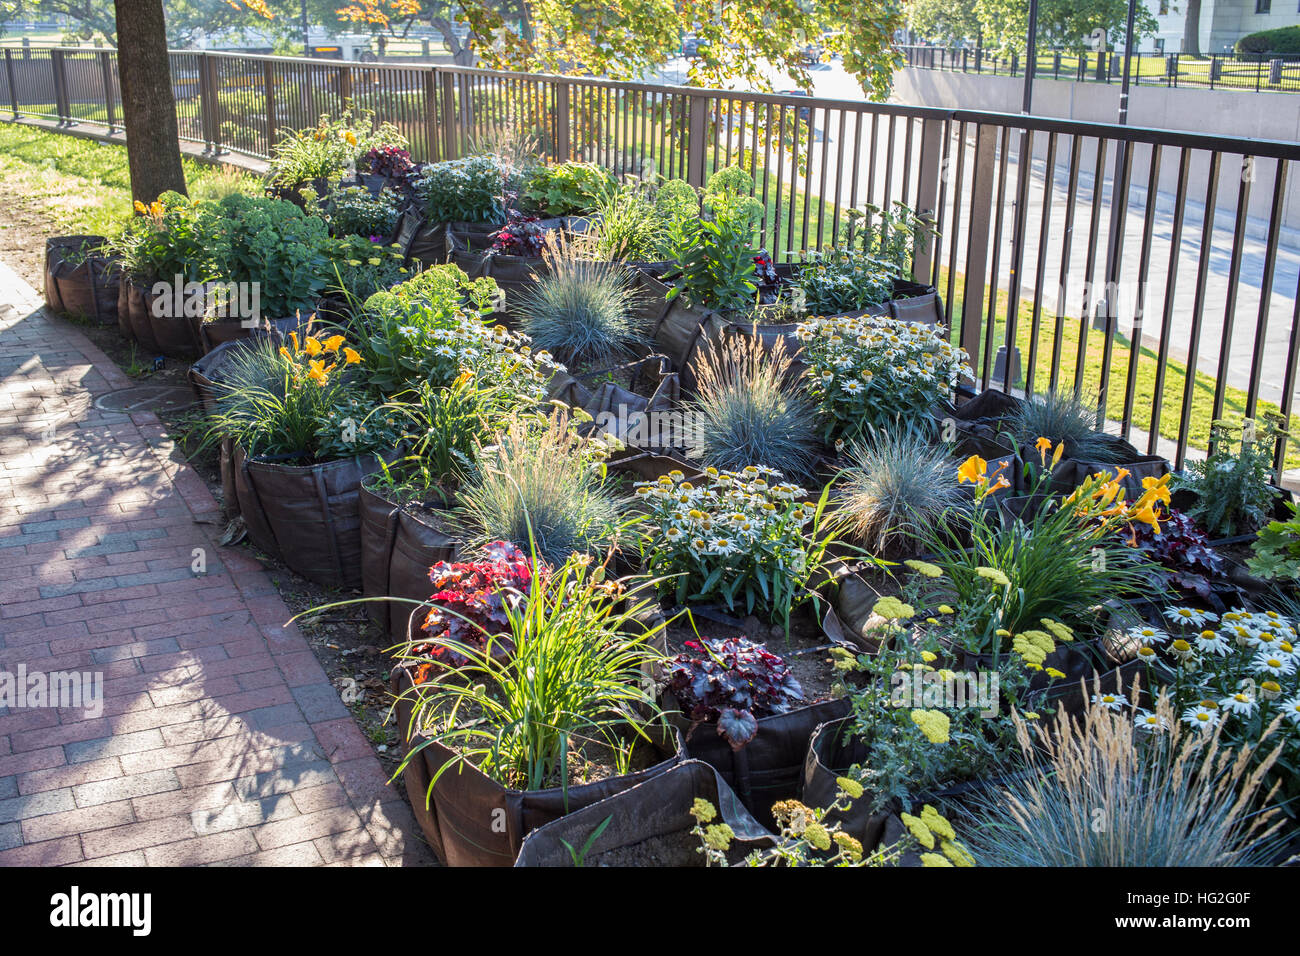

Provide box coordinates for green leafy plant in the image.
[1249,499,1300,582]
[202,193,334,318]
[690,336,820,482]
[394,550,669,792]
[666,167,764,314]
[412,154,507,224]
[844,201,931,280]
[521,161,616,217]
[455,412,623,565]
[589,178,695,262]
[323,236,410,303]
[838,431,969,556]
[110,193,212,283]
[1172,417,1283,539]
[268,111,407,188]
[327,185,402,239]
[518,237,647,371]
[634,466,845,629]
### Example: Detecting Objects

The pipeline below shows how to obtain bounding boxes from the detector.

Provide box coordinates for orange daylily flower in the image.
[303,336,324,357]
[306,359,329,385]
[322,334,345,353]
[957,455,987,485]
[343,347,361,365]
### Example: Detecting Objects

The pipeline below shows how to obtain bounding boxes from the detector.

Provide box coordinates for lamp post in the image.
[302,0,310,56]
[1118,0,1138,124]
[1022,0,1038,114]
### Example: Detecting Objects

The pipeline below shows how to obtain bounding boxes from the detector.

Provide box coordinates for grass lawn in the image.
[0,122,256,242]
[941,265,1300,471]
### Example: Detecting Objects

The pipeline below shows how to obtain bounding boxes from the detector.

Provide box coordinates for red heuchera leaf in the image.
[416,543,545,666]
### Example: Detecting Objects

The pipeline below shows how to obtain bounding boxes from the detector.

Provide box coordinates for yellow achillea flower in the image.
[872,596,915,620]
[975,566,1011,588]
[910,708,950,744]
[836,776,864,800]
[804,821,831,851]
[900,812,935,849]
[1040,618,1074,642]
[920,805,954,841]
[920,650,937,663]
[941,840,975,866]
[833,832,863,861]
[937,604,954,615]
[921,852,953,867]
[903,559,942,578]
[1019,630,1056,656]
[702,824,734,851]
[690,798,716,823]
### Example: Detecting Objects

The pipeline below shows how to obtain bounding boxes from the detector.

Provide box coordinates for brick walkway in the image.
[0,265,432,866]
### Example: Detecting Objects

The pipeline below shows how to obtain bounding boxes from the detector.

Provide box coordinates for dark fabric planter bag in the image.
[121,280,203,358]
[666,689,850,827]
[229,445,385,588]
[390,662,681,866]
[514,759,774,866]
[358,483,457,643]
[44,235,120,325]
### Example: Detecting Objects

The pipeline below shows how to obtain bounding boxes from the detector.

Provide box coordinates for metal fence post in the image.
[913,117,944,283]
[100,50,116,133]
[263,59,277,152]
[421,69,438,162]
[50,48,70,124]
[961,125,997,372]
[554,81,571,162]
[5,50,18,119]
[337,63,353,107]
[685,94,708,187]
[439,70,458,159]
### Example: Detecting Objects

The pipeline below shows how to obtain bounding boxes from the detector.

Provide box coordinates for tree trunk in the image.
[1182,0,1201,57]
[114,0,187,202]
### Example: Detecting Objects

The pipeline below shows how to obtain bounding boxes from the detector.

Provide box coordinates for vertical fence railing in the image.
[5,47,1300,473]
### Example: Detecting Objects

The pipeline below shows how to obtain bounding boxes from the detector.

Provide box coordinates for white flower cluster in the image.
[1118,608,1300,733]
[423,315,564,399]
[794,313,971,434]
[635,465,812,567]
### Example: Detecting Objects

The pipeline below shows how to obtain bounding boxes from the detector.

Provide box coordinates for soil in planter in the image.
[586,828,705,867]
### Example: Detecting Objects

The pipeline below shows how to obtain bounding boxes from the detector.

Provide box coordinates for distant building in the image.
[1147,0,1300,54]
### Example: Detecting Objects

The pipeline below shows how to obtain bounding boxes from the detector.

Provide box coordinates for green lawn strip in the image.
[0,122,255,237]
[939,264,1300,470]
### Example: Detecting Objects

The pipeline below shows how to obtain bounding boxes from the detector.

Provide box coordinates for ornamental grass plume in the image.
[962,680,1290,866]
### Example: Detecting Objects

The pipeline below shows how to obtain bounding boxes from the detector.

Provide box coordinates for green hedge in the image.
[1236,25,1300,56]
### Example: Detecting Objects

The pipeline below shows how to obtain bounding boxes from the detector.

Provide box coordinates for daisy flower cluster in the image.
[419,315,563,399]
[794,313,971,440]
[634,466,821,620]
[1120,607,1300,737]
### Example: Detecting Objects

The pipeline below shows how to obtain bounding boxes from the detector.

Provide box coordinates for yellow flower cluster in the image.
[910,708,951,743]
[872,596,916,621]
[901,805,973,866]
[1011,629,1056,668]
[132,199,166,221]
[957,454,1010,494]
[1063,466,1173,535]
[279,330,361,387]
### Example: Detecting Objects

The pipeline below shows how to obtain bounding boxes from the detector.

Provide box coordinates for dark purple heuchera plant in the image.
[664,637,804,749]
[1124,508,1226,604]
[490,209,547,257]
[361,145,417,188]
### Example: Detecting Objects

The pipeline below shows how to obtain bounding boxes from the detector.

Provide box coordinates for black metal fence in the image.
[4,46,1300,474]
[899,44,1300,94]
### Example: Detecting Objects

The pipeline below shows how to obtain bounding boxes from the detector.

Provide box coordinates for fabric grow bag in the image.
[666,690,850,827]
[121,280,203,358]
[44,235,120,325]
[548,354,682,453]
[391,662,681,867]
[801,717,893,850]
[514,759,774,866]
[358,483,457,643]
[229,445,385,588]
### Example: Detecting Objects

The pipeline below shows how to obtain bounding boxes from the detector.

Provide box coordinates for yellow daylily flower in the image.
[957,455,987,485]
[343,347,361,365]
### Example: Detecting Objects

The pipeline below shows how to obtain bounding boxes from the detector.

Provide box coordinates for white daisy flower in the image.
[1165,606,1219,628]
[1092,692,1127,711]
[1218,692,1257,717]
[1279,695,1300,727]
[1193,629,1232,656]
[1181,706,1221,730]
[1126,625,1169,646]
[1133,709,1168,733]
[1252,651,1296,678]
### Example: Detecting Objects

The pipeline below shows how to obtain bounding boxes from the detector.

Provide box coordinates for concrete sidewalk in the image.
[0,265,431,866]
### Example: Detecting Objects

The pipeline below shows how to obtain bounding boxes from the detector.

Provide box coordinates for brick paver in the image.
[0,264,432,866]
